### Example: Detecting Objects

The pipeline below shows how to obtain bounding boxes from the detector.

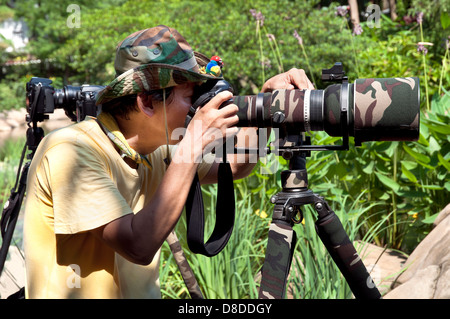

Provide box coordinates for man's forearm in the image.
[228,127,260,180]
[98,139,200,265]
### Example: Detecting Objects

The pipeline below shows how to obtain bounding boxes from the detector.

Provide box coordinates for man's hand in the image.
[182,91,239,163]
[261,68,314,92]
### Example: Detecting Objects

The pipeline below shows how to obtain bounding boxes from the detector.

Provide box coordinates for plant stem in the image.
[256,21,265,84]
[438,45,449,96]
[345,19,360,78]
[392,147,398,246]
[299,41,316,86]
[419,22,430,111]
[263,26,284,73]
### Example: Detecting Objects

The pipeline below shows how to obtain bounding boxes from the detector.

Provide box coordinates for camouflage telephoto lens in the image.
[233,77,420,144]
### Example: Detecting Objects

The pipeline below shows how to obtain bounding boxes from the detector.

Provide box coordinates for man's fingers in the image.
[261,68,314,92]
[218,103,239,119]
[288,68,314,90]
[202,90,233,110]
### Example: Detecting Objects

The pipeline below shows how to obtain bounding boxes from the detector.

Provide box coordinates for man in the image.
[23,25,313,298]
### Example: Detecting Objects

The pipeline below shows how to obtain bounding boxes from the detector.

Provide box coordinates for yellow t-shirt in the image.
[23,117,213,299]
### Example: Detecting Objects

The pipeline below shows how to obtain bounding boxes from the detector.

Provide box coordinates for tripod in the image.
[0,124,43,277]
[258,137,382,299]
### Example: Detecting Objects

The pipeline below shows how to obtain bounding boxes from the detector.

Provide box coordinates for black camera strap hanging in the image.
[184,79,236,257]
[185,161,235,257]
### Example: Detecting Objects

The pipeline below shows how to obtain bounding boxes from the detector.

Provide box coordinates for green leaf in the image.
[375,172,400,192]
[403,144,430,164]
[384,142,399,157]
[362,161,375,174]
[441,11,450,29]
[423,120,450,135]
[445,181,450,192]
[417,133,429,146]
[421,185,444,190]
[379,192,390,200]
[438,153,450,171]
[401,160,418,170]
[422,213,440,224]
[375,152,391,162]
[428,136,441,154]
[401,163,418,183]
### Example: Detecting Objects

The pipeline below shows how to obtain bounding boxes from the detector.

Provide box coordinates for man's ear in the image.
[136,93,154,117]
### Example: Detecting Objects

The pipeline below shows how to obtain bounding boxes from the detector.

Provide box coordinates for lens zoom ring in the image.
[309,90,324,131]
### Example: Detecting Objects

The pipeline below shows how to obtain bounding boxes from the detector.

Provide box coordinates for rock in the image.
[384,265,441,299]
[384,203,450,299]
[0,119,12,132]
[5,118,20,129]
[0,246,25,299]
[0,108,72,145]
[6,109,26,124]
[356,241,407,296]
[282,240,406,298]
[41,108,72,132]
[434,203,450,227]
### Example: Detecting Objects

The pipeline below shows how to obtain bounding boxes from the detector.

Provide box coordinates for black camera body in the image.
[26,77,105,124]
[184,79,234,127]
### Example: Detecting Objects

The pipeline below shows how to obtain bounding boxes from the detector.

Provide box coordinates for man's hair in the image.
[101,87,174,119]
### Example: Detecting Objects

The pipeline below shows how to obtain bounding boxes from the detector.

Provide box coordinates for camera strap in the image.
[185,161,235,257]
[183,79,236,257]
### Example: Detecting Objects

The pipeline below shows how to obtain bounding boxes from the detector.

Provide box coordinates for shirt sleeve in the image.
[40,140,133,234]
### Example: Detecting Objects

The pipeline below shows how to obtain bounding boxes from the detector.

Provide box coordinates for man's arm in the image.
[91,68,313,264]
[91,91,239,265]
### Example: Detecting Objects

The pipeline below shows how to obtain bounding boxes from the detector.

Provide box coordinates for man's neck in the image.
[115,113,162,156]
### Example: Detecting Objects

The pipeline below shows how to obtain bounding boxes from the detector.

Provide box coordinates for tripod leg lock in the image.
[312,196,335,220]
[270,190,317,225]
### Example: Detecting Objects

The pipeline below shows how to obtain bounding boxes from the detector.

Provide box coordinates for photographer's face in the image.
[161,82,197,143]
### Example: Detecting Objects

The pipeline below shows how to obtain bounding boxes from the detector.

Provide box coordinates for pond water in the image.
[0,127,27,148]
[0,109,72,149]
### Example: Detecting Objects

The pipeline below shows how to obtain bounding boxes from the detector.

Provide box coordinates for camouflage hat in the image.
[96,25,221,105]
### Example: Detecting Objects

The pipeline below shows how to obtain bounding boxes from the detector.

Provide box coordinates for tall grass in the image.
[160,8,450,299]
[0,138,26,205]
[0,138,27,255]
[159,157,388,299]
[160,162,274,299]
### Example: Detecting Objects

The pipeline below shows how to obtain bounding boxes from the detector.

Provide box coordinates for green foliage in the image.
[0,137,25,205]
[159,160,372,299]
[304,91,450,253]
[0,0,448,299]
[160,162,273,299]
[0,74,30,110]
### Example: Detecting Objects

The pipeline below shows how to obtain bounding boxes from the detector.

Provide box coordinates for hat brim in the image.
[96,53,221,105]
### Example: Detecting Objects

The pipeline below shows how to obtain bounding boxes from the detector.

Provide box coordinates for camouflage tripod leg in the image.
[314,199,382,299]
[258,221,296,299]
[166,231,204,299]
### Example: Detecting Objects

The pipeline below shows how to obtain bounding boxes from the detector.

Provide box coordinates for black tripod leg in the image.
[314,199,381,299]
[0,162,29,275]
[258,221,296,299]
